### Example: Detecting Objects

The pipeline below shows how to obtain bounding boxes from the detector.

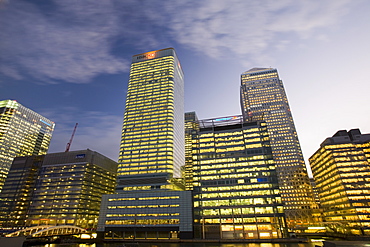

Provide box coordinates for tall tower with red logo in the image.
[117,48,185,192]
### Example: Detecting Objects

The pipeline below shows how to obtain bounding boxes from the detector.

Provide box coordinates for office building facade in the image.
[0,149,118,229]
[117,48,184,192]
[98,191,193,239]
[98,48,193,239]
[189,114,287,239]
[0,155,44,228]
[309,129,370,235]
[184,112,199,191]
[0,99,54,191]
[240,68,316,225]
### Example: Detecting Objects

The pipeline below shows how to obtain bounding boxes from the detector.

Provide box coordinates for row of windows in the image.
[197,166,273,174]
[200,206,281,216]
[195,161,274,169]
[106,219,179,225]
[197,190,279,199]
[197,198,279,207]
[107,204,179,209]
[195,173,272,180]
[108,196,179,201]
[118,165,173,172]
[107,213,179,217]
[200,184,275,191]
[118,169,173,176]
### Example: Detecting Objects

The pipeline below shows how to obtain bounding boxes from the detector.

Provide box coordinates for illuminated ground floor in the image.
[194,216,287,239]
[102,226,183,240]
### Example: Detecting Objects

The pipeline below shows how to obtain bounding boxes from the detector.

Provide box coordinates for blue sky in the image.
[1,0,370,176]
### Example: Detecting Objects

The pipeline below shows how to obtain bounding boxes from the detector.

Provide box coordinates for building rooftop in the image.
[242,67,276,75]
[321,129,370,146]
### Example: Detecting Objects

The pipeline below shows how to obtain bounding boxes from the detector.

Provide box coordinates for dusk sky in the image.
[1,1,370,176]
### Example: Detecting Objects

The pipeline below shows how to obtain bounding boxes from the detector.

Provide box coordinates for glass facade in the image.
[0,100,54,191]
[240,68,317,226]
[117,48,184,192]
[309,129,370,235]
[188,114,287,239]
[0,150,118,229]
[184,112,199,191]
[0,155,44,228]
[98,48,193,239]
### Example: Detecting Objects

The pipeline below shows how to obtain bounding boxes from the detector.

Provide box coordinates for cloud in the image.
[0,0,354,84]
[163,0,352,60]
[0,0,129,84]
[43,107,122,161]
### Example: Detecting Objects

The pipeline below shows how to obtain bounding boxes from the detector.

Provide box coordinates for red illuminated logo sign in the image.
[136,52,156,60]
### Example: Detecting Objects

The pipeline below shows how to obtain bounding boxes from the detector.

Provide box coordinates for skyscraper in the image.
[189,114,287,239]
[240,68,316,226]
[98,48,193,240]
[310,129,370,236]
[117,48,184,191]
[0,99,54,191]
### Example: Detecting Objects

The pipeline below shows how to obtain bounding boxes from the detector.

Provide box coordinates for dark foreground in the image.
[3,236,370,247]
[21,241,370,247]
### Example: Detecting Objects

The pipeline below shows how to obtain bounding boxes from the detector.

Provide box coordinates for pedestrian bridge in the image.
[6,225,87,238]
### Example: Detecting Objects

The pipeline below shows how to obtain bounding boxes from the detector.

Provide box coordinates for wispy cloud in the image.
[163,0,352,61]
[43,107,122,161]
[0,0,129,84]
[0,0,353,84]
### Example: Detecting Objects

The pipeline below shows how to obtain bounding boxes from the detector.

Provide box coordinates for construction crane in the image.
[65,123,78,152]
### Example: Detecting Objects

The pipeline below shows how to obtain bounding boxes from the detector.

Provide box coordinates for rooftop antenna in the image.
[65,123,78,152]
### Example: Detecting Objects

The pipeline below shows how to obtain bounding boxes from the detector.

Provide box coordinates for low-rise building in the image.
[97,190,193,239]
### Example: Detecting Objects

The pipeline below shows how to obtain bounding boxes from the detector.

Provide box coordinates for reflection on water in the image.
[37,242,321,247]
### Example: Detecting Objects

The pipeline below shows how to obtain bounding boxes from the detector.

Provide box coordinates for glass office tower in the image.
[98,48,193,240]
[190,115,287,239]
[310,129,370,236]
[117,48,184,192]
[240,68,316,226]
[0,100,54,191]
